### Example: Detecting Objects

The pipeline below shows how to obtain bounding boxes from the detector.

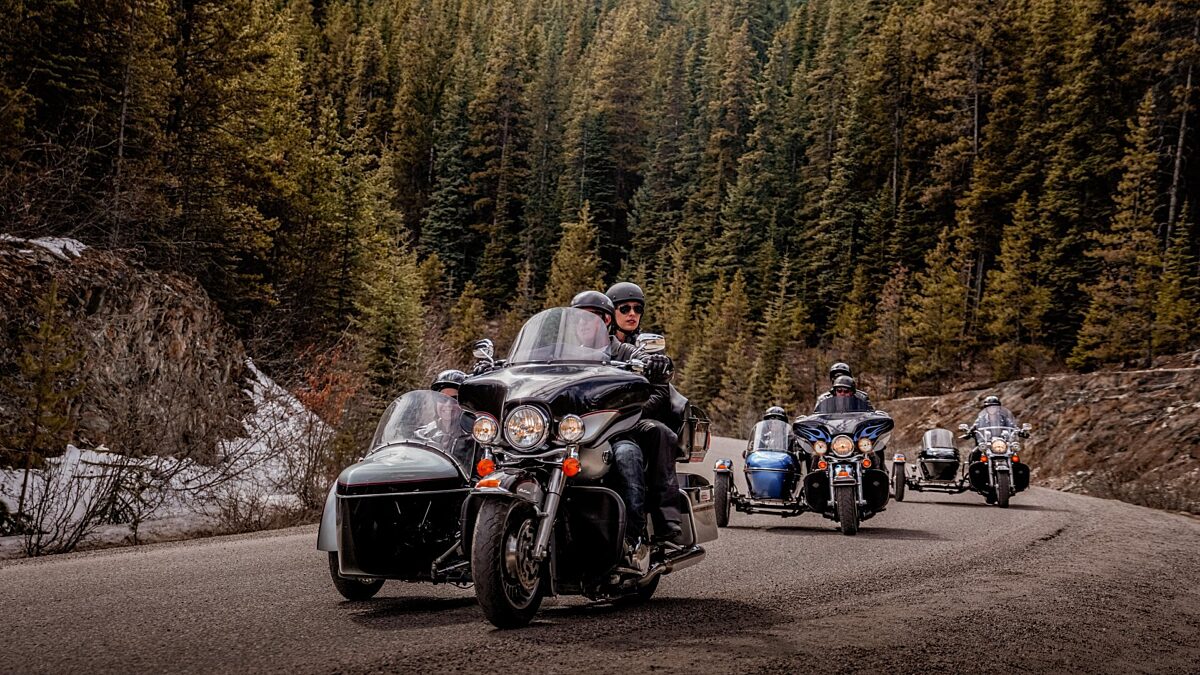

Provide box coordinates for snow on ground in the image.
[0,359,328,559]
[1,234,89,260]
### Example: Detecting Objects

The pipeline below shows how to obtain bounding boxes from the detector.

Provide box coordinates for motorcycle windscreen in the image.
[369,390,474,473]
[508,307,612,364]
[813,395,874,415]
[747,419,790,453]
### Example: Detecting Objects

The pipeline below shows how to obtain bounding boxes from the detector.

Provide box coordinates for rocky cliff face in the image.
[1,236,249,463]
[881,357,1200,513]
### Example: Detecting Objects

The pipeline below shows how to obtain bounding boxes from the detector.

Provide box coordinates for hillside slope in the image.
[881,360,1200,513]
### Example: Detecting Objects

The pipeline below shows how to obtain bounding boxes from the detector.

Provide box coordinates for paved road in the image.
[3,438,1199,674]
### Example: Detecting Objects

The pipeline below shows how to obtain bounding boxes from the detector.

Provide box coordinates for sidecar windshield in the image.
[508,307,612,364]
[371,390,469,453]
[748,419,791,453]
[813,395,874,415]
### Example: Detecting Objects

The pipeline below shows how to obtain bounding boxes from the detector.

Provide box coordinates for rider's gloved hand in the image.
[644,354,673,382]
[472,361,492,376]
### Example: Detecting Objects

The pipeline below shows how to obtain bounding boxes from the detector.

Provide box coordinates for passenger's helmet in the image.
[431,369,467,392]
[763,406,787,422]
[981,395,1002,408]
[832,375,856,392]
[605,281,645,307]
[570,290,615,323]
[829,362,852,380]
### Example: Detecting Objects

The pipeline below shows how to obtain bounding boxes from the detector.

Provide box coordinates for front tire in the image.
[996,472,1011,508]
[892,463,906,502]
[714,473,732,527]
[471,499,544,628]
[327,552,384,601]
[834,485,859,536]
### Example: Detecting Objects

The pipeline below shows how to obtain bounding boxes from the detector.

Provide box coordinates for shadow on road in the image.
[902,499,1063,513]
[509,596,786,655]
[343,595,480,630]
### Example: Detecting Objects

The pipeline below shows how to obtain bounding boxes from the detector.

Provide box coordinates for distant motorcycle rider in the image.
[964,395,1025,463]
[572,289,682,547]
[814,362,871,408]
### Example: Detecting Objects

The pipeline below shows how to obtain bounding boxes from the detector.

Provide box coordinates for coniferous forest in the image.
[3,0,1199,434]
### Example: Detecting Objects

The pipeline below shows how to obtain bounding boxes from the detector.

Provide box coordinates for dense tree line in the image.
[2,0,1198,433]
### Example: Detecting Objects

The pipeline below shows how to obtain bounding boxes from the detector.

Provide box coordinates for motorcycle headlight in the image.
[857,437,874,453]
[990,438,1008,454]
[558,414,584,443]
[473,415,499,445]
[813,440,828,455]
[504,406,548,450]
[831,435,854,457]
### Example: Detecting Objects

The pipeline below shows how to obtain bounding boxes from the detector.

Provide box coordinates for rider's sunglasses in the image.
[834,388,852,394]
[617,303,643,316]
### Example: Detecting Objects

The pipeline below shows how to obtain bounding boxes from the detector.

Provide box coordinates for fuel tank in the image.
[744,451,800,500]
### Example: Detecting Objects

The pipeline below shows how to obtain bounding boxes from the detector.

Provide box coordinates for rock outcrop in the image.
[881,357,1200,513]
[1,236,249,463]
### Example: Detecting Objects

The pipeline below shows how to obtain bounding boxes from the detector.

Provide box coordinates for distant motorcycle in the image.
[459,307,715,628]
[792,397,893,535]
[317,390,479,600]
[960,420,1032,508]
[712,417,808,525]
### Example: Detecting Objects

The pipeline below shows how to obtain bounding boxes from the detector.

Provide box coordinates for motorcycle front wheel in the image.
[996,472,1011,508]
[834,485,859,536]
[472,499,544,628]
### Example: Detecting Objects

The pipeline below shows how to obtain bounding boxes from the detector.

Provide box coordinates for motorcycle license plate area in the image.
[832,463,858,485]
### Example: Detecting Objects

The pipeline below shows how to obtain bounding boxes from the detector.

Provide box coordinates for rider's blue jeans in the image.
[610,439,646,537]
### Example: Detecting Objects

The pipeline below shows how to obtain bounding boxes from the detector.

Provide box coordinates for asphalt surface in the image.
[3,437,1199,674]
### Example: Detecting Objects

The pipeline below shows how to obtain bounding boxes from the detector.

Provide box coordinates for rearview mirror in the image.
[472,339,495,363]
[958,423,970,433]
[635,333,666,355]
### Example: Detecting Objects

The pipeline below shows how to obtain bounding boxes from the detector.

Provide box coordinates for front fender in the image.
[316,484,338,551]
[460,468,545,554]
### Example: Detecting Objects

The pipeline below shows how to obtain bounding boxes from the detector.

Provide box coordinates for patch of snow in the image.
[0,234,88,260]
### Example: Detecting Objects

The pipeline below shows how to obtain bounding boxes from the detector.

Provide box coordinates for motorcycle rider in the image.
[569,290,682,550]
[605,282,685,543]
[814,362,872,408]
[964,395,1025,463]
[430,369,467,400]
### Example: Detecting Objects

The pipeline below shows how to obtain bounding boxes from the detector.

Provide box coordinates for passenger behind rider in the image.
[815,375,886,468]
[569,290,681,550]
[606,282,684,543]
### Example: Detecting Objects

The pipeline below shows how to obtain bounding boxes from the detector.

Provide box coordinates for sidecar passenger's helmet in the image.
[605,281,645,308]
[829,362,852,381]
[570,290,615,325]
[981,395,1002,409]
[431,369,467,393]
[764,406,787,422]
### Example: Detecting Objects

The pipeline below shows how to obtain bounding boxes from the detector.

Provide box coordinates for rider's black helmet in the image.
[431,369,467,393]
[829,362,852,381]
[605,282,645,307]
[981,395,1002,408]
[764,406,787,422]
[832,375,856,392]
[570,290,615,323]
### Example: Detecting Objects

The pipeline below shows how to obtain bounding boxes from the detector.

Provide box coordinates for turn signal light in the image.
[817,460,828,470]
[562,457,581,477]
[476,457,496,476]
[477,477,501,488]
[862,457,873,469]
[1013,455,1019,463]
[980,455,988,462]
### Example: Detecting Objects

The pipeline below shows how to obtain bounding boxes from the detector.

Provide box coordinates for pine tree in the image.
[867,265,909,398]
[903,227,971,391]
[1070,91,1162,369]
[420,58,474,288]
[982,193,1053,379]
[1153,208,1200,354]
[354,243,427,401]
[543,202,606,308]
[446,282,488,366]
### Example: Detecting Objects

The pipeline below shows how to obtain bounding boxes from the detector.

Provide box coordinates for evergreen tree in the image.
[983,193,1053,379]
[1153,206,1200,353]
[354,242,427,402]
[903,227,971,391]
[1070,91,1162,369]
[867,264,909,398]
[445,282,488,366]
[543,202,605,308]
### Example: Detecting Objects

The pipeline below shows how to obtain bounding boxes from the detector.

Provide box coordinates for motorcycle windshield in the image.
[508,307,612,364]
[749,420,791,453]
[813,395,874,415]
[370,390,469,455]
[974,407,1019,441]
